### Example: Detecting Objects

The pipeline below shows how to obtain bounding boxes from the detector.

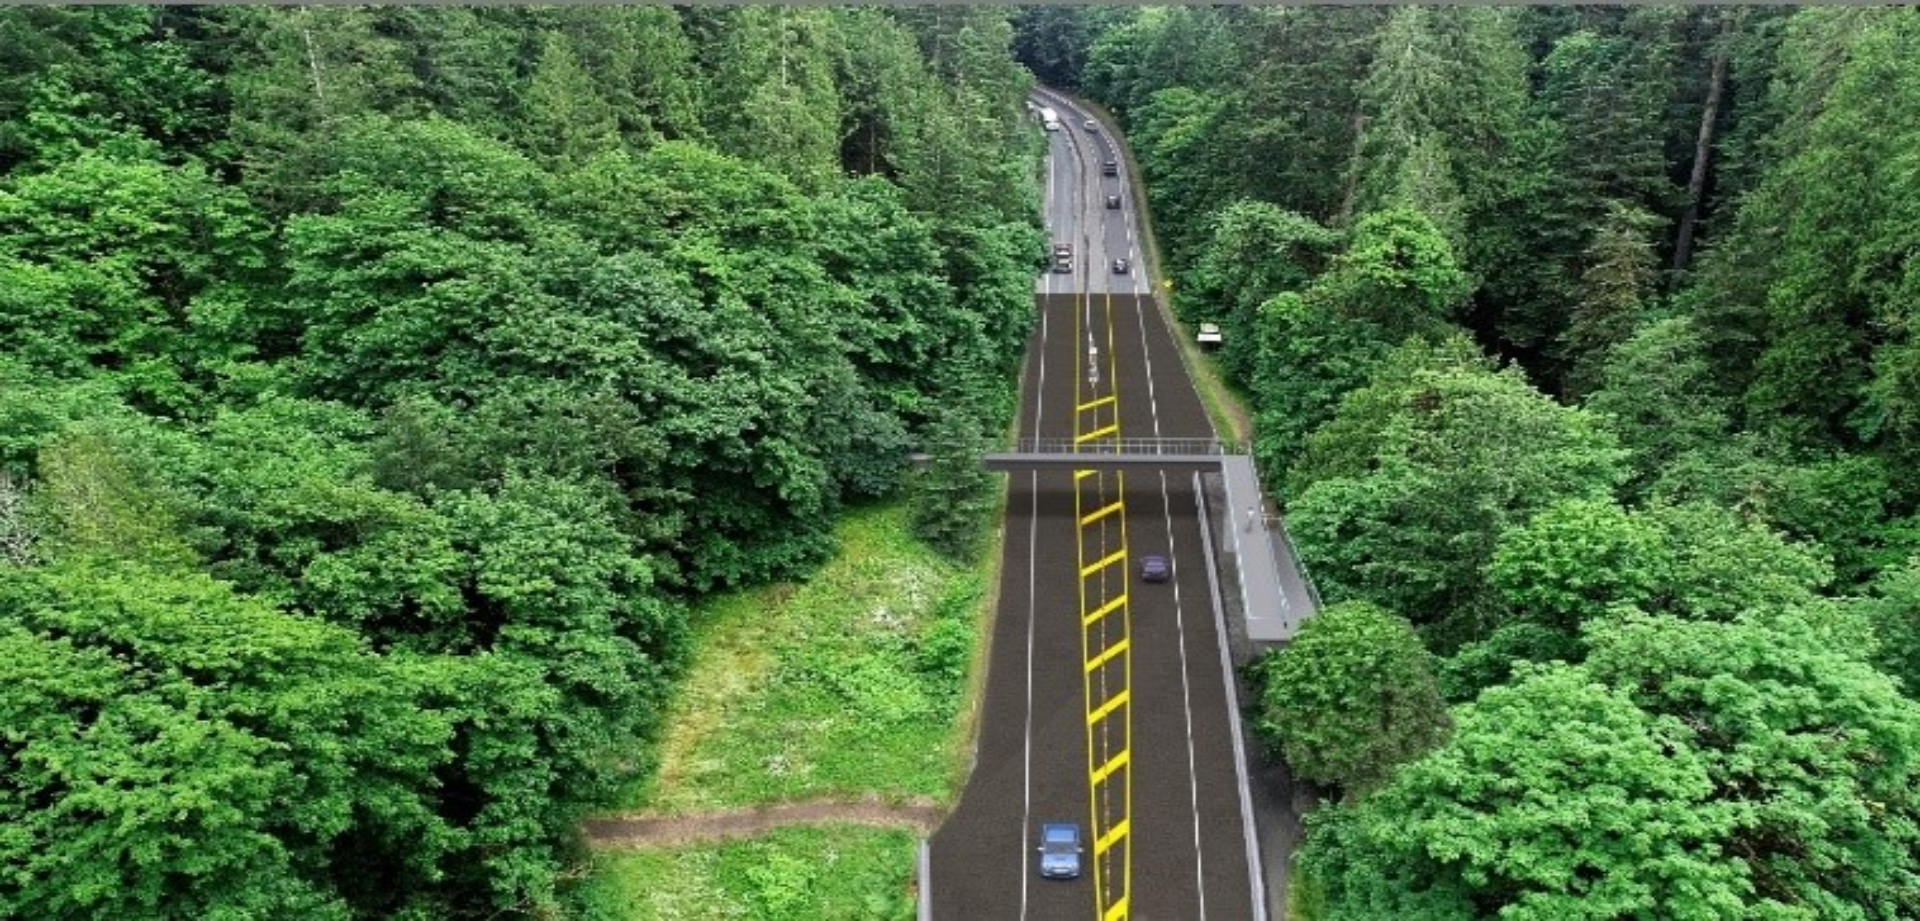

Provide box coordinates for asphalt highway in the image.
[927,92,1256,921]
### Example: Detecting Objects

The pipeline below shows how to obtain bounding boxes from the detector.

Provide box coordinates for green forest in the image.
[1021,6,1918,918]
[0,7,1034,919]
[3,4,1917,921]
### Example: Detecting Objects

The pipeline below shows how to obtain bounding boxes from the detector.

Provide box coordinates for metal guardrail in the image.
[1191,472,1271,921]
[1273,514,1324,611]
[917,839,931,921]
[1000,435,1321,607]
[1007,437,1246,456]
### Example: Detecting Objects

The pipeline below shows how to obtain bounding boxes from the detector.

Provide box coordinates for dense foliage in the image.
[1,7,1041,917]
[1038,6,1920,918]
[1247,601,1447,798]
[1300,613,1920,920]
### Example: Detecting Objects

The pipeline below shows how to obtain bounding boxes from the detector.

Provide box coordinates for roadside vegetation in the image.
[576,826,918,921]
[0,7,1033,919]
[581,501,985,918]
[624,502,983,814]
[1024,6,1920,918]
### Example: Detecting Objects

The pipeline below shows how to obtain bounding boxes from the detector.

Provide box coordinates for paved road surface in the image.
[927,92,1256,921]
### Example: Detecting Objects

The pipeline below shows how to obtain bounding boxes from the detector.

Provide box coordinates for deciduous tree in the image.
[1248,601,1448,797]
[0,561,458,920]
[1584,613,1920,917]
[1183,201,1338,387]
[1862,559,1920,696]
[1299,663,1747,921]
[1489,497,1666,632]
[1288,360,1625,647]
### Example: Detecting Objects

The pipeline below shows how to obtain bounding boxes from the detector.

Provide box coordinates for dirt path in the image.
[582,796,947,850]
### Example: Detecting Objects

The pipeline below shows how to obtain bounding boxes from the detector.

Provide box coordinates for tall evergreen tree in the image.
[704,7,844,191]
[1560,201,1665,396]
[1234,8,1388,220]
[517,31,618,170]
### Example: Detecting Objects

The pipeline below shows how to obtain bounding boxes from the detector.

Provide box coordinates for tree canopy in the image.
[0,7,1043,915]
[1248,601,1448,798]
[1053,7,1920,917]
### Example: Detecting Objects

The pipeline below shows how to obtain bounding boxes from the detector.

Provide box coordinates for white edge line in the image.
[1193,471,1269,921]
[1020,242,1051,920]
[1133,217,1208,916]
[1161,472,1208,919]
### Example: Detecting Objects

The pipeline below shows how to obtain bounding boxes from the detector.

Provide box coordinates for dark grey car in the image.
[1140,554,1169,583]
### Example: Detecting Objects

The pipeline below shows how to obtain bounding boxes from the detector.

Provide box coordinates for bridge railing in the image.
[1271,513,1324,612]
[1006,437,1245,456]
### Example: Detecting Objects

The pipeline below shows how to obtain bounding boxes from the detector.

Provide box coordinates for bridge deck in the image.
[980,447,1319,643]
[981,452,1223,472]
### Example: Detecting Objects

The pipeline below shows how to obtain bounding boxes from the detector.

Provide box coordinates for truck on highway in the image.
[1052,242,1073,273]
[1039,107,1061,132]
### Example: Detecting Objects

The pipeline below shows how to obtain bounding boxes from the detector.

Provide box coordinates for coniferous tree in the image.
[517,31,619,170]
[1560,201,1664,397]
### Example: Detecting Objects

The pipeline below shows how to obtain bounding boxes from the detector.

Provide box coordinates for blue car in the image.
[1037,822,1083,879]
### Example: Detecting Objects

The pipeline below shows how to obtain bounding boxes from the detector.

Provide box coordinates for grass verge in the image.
[573,825,918,921]
[1070,91,1252,447]
[1172,328,1254,448]
[622,501,983,813]
[574,496,1007,917]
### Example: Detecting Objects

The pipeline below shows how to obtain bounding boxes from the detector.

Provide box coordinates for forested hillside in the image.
[0,7,1038,918]
[1025,6,1920,918]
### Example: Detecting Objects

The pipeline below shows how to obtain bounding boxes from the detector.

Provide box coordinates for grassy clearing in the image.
[576,500,985,918]
[623,500,983,813]
[573,825,918,921]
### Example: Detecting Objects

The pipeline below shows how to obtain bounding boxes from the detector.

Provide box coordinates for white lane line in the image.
[1021,255,1052,920]
[1047,132,1056,235]
[1023,110,1056,915]
[1125,161,1138,295]
[1134,232,1207,916]
[1044,88,1098,296]
[1020,471,1038,921]
[1132,270,1163,440]
[1159,471,1208,919]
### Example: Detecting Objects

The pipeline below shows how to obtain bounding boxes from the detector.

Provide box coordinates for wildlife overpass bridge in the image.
[982,438,1317,643]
